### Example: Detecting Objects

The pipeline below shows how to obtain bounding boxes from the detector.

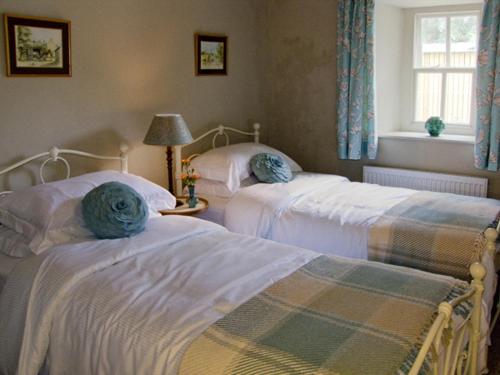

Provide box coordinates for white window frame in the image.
[404,9,480,136]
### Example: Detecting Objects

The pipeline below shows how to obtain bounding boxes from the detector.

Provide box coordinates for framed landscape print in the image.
[195,34,227,76]
[3,14,71,76]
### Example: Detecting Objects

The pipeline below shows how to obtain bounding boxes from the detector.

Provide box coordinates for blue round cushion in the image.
[250,153,293,183]
[82,181,149,239]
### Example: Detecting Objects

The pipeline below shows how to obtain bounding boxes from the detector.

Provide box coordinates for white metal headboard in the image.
[174,123,260,194]
[0,143,129,195]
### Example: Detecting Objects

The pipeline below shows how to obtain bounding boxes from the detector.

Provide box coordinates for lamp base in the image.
[166,146,174,195]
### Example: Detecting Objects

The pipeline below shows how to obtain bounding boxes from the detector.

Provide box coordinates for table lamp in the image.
[144,114,193,194]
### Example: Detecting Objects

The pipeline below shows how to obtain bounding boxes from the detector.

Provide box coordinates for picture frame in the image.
[194,34,227,76]
[3,14,71,77]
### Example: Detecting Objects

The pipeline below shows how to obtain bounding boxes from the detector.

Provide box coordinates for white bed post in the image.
[487,227,500,334]
[469,262,486,375]
[174,146,182,196]
[253,123,260,143]
[484,227,498,258]
[119,143,129,173]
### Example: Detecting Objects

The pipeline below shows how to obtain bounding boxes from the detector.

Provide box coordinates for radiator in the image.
[363,166,488,198]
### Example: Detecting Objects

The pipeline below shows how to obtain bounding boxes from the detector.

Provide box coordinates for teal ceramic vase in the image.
[425,117,445,137]
[188,185,198,208]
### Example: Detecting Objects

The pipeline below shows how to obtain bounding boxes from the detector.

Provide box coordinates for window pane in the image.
[420,17,447,68]
[444,72,473,124]
[450,15,478,67]
[415,72,442,121]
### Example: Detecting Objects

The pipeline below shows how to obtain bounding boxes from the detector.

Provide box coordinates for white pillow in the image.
[190,143,302,192]
[0,225,31,258]
[191,177,259,198]
[0,170,176,254]
[189,179,234,198]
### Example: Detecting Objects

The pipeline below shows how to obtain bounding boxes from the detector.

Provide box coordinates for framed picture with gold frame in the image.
[3,14,71,77]
[194,34,227,76]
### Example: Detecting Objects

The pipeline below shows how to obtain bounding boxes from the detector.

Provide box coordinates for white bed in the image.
[0,216,315,374]
[196,173,498,316]
[179,125,500,331]
[0,215,490,375]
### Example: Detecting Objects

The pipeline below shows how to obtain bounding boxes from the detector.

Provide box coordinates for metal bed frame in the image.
[0,141,494,374]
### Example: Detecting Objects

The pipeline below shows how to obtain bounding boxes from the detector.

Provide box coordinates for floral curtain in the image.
[474,0,500,171]
[336,0,377,160]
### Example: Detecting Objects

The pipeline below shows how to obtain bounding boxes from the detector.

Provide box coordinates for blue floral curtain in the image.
[474,0,500,171]
[336,0,377,160]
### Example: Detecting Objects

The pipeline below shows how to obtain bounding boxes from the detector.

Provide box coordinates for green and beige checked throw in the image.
[179,255,469,375]
[369,191,500,280]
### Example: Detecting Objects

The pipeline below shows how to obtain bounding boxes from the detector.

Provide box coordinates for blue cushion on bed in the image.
[250,153,293,183]
[82,182,149,239]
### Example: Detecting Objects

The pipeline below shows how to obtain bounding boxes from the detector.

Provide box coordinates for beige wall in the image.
[2,0,499,198]
[0,0,263,190]
[259,0,500,199]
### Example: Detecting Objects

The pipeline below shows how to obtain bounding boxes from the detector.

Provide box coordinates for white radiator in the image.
[363,166,488,198]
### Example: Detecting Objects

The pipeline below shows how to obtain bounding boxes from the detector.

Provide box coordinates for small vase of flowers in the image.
[181,159,200,208]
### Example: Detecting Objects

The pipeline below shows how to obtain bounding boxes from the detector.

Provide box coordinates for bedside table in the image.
[159,196,209,216]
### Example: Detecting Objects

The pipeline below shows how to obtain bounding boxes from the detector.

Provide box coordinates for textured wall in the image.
[259,0,338,173]
[0,0,263,190]
[260,0,500,198]
[2,0,499,198]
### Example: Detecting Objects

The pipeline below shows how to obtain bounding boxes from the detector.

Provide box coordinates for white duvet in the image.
[225,173,416,257]
[0,214,492,374]
[0,216,316,375]
[224,172,498,319]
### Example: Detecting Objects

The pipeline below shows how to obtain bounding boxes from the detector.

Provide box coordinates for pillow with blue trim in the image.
[82,182,149,239]
[250,153,293,183]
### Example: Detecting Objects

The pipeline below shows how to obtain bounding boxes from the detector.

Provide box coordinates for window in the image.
[412,11,479,134]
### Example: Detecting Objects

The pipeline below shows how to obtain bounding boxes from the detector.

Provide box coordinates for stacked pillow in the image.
[190,143,302,197]
[0,170,176,256]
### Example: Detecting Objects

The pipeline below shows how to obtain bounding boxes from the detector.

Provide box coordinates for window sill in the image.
[379,132,475,145]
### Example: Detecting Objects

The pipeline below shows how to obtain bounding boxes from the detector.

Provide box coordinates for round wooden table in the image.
[159,196,209,216]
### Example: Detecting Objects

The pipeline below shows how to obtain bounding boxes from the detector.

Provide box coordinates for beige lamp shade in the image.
[143,114,193,146]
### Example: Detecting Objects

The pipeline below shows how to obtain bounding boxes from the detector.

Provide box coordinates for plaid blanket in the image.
[368,191,500,280]
[179,255,469,375]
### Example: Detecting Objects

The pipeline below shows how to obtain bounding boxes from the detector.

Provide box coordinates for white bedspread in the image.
[0,216,316,375]
[0,213,492,374]
[225,173,416,257]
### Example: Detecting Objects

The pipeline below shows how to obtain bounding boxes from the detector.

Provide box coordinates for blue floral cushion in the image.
[82,182,149,239]
[250,153,293,183]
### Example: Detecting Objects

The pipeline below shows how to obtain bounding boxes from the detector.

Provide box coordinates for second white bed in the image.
[196,172,499,321]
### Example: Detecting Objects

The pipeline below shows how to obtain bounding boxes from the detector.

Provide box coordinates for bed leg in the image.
[470,262,486,375]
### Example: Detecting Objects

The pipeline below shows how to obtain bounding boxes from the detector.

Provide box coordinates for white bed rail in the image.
[410,261,487,375]
[0,144,129,194]
[174,123,260,194]
[408,227,496,375]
